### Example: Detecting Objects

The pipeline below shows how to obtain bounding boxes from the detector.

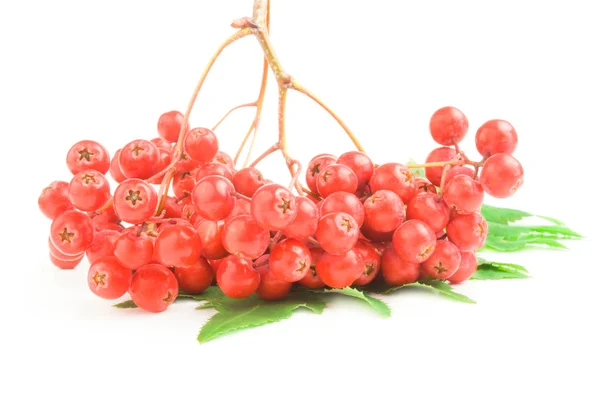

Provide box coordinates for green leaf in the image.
[480,204,533,225]
[313,287,391,317]
[472,258,530,280]
[383,280,476,304]
[114,300,137,309]
[197,294,326,344]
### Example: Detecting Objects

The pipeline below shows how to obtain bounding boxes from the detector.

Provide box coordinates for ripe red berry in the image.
[212,151,234,168]
[66,140,110,175]
[363,190,405,232]
[269,238,311,282]
[114,229,155,270]
[479,153,524,198]
[129,264,178,312]
[172,171,196,199]
[306,153,336,193]
[109,149,127,183]
[113,178,158,224]
[255,261,292,301]
[38,181,73,219]
[154,223,202,267]
[86,230,120,264]
[320,191,365,227]
[147,149,172,184]
[422,240,461,280]
[369,163,417,203]
[195,219,228,260]
[175,151,201,173]
[316,249,364,289]
[317,164,358,198]
[157,110,184,143]
[424,147,457,186]
[415,177,437,194]
[183,127,219,163]
[226,197,251,219]
[392,220,437,263]
[360,222,394,242]
[448,251,478,284]
[475,119,518,156]
[353,240,381,286]
[429,106,469,146]
[173,257,214,294]
[298,247,326,289]
[88,256,131,299]
[281,196,319,241]
[446,212,488,251]
[222,215,270,259]
[90,202,121,231]
[233,167,265,197]
[151,137,172,151]
[251,184,298,230]
[381,244,420,285]
[216,255,260,299]
[191,175,236,221]
[119,139,160,179]
[196,162,234,182]
[442,175,484,214]
[49,252,84,270]
[50,210,95,255]
[406,192,450,233]
[337,151,374,189]
[68,170,111,212]
[316,212,359,255]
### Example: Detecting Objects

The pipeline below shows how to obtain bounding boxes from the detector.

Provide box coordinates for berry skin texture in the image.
[86,230,120,264]
[425,147,457,186]
[269,238,311,282]
[66,140,110,175]
[479,153,524,198]
[369,163,417,203]
[337,151,374,189]
[68,170,111,212]
[422,240,462,280]
[233,167,265,197]
[251,184,298,230]
[316,164,359,198]
[148,149,172,184]
[191,175,236,221]
[448,251,478,284]
[129,264,179,312]
[320,191,365,227]
[446,212,488,251]
[172,171,196,200]
[442,175,484,214]
[49,252,84,269]
[363,190,405,232]
[429,106,469,146]
[222,215,270,259]
[157,110,184,143]
[475,119,518,156]
[114,230,154,270]
[109,149,127,183]
[392,220,437,263]
[50,210,95,255]
[406,192,451,233]
[183,127,219,163]
[255,262,292,301]
[298,248,326,289]
[154,223,203,267]
[353,240,381,286]
[216,255,260,299]
[442,166,475,189]
[195,219,228,260]
[113,178,158,224]
[196,162,234,182]
[88,256,131,300]
[381,244,420,286]
[316,212,360,255]
[38,181,73,219]
[174,257,214,294]
[316,249,364,289]
[281,196,319,241]
[306,154,336,193]
[119,139,160,179]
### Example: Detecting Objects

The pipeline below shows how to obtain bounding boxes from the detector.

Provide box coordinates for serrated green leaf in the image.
[487,222,582,240]
[472,258,530,280]
[480,204,533,224]
[383,280,476,304]
[313,287,391,317]
[114,300,137,309]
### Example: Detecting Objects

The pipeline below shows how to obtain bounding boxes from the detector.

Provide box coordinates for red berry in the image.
[448,251,478,284]
[443,166,475,188]
[446,212,488,251]
[222,215,270,259]
[68,170,111,212]
[281,196,319,241]
[353,240,381,286]
[38,181,73,219]
[163,196,183,218]
[50,210,95,255]
[415,177,437,194]
[269,238,311,282]
[406,192,450,233]
[212,151,234,169]
[151,137,172,151]
[113,179,158,224]
[191,175,236,221]
[392,220,437,263]
[337,151,374,189]
[90,203,121,231]
[233,167,265,197]
[119,139,160,179]
[320,191,365,227]
[429,106,469,146]
[306,154,336,193]
[172,171,196,199]
[316,164,358,198]
[66,140,110,175]
[255,259,293,301]
[86,230,120,264]
[147,149,172,184]
[114,229,155,270]
[479,153,524,198]
[316,212,359,255]
[173,257,214,294]
[424,147,457,186]
[360,222,394,242]
[129,264,178,312]
[298,248,326,289]
[88,256,131,299]
[316,249,364,289]
[369,163,417,203]
[196,162,234,182]
[49,252,84,270]
[157,110,184,143]
[226,197,251,219]
[154,223,202,267]
[381,244,420,285]
[195,219,228,260]
[363,190,405,232]
[183,127,219,163]
[174,151,201,173]
[109,149,127,183]
[422,240,461,280]
[442,175,484,214]
[251,184,298,230]
[475,119,518,156]
[216,255,260,299]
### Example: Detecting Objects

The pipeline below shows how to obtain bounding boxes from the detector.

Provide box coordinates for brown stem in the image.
[248,143,280,168]
[212,102,256,131]
[439,164,451,196]
[408,160,466,169]
[287,160,303,191]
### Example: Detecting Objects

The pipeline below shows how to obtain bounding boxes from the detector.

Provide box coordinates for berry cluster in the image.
[39,105,523,313]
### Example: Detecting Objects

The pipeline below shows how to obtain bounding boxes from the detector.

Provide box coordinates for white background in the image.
[1,0,599,397]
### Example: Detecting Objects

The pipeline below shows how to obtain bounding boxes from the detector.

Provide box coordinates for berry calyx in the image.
[50,210,95,255]
[269,238,311,282]
[251,184,298,230]
[281,196,319,241]
[68,170,111,212]
[66,140,110,175]
[363,189,405,232]
[119,139,160,179]
[316,164,359,198]
[113,179,158,224]
[369,163,416,203]
[316,212,359,255]
[392,220,437,263]
[306,154,336,193]
[353,240,381,286]
[422,240,461,280]
[88,256,131,299]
